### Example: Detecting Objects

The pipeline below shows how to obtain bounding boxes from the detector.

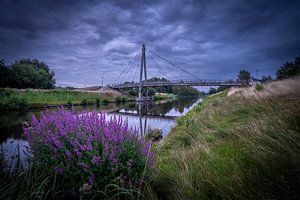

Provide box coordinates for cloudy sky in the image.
[0,0,299,87]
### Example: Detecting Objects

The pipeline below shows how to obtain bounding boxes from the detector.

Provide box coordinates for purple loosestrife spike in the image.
[88,173,95,185]
[78,162,89,172]
[24,107,156,189]
[54,166,64,174]
[91,156,102,166]
[65,150,72,158]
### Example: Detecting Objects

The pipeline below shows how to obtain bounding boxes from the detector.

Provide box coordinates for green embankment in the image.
[0,88,178,110]
[0,88,122,109]
[152,78,300,200]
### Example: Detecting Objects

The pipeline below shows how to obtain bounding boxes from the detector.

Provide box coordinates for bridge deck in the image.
[111,79,245,89]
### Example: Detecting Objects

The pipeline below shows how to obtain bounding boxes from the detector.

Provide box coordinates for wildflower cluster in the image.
[24,107,154,196]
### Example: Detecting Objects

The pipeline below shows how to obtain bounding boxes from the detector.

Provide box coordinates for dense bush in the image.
[102,99,109,104]
[23,108,154,198]
[67,97,72,106]
[95,98,100,105]
[172,86,199,96]
[255,83,264,91]
[208,87,217,94]
[8,96,29,109]
[0,88,12,97]
[81,98,88,105]
[128,89,138,96]
[115,96,128,103]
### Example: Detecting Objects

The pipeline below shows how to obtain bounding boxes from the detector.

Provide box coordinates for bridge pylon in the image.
[136,44,154,102]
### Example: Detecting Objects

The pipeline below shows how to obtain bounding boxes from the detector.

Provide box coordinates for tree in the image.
[147,88,157,96]
[0,58,56,89]
[276,55,300,80]
[172,86,200,96]
[208,87,217,94]
[128,89,137,96]
[9,63,38,88]
[238,69,251,82]
[261,75,273,82]
[0,59,11,87]
[16,59,55,88]
[217,86,230,92]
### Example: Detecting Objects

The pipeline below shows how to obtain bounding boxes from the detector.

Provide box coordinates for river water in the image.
[0,96,201,169]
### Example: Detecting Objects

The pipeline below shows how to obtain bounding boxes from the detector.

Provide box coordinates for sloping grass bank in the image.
[152,77,300,199]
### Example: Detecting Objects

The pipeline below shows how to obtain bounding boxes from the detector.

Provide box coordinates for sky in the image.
[0,0,299,87]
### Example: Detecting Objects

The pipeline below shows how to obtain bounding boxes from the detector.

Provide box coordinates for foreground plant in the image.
[22,107,154,199]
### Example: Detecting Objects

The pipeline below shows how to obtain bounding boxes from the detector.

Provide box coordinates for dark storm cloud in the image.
[0,0,299,87]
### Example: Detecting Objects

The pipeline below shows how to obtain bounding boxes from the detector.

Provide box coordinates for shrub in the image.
[255,83,264,91]
[67,97,72,106]
[145,128,162,141]
[95,98,100,105]
[23,108,154,198]
[115,96,121,103]
[81,98,88,105]
[154,96,163,101]
[128,89,137,96]
[102,99,109,104]
[0,88,12,97]
[115,96,128,103]
[8,96,28,109]
[147,88,157,96]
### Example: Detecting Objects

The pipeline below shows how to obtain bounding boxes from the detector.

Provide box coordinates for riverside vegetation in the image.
[0,56,299,199]
[1,78,299,199]
[0,88,177,110]
[150,77,300,199]
[0,108,155,199]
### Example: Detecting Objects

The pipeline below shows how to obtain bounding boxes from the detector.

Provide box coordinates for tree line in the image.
[237,55,300,82]
[0,59,55,89]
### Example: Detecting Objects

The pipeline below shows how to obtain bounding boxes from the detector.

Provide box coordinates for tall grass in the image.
[151,77,300,199]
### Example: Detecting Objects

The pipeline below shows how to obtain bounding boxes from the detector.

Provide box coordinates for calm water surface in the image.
[0,96,201,168]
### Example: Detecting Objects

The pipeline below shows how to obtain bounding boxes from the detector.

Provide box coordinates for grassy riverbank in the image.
[0,88,178,110]
[151,77,300,199]
[0,88,132,110]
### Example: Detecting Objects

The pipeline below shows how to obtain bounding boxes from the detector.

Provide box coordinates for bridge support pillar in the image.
[137,44,153,102]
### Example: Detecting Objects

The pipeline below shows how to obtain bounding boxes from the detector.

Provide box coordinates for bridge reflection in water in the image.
[111,97,202,139]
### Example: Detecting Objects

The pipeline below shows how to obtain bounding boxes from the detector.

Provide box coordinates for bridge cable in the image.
[125,51,141,83]
[149,49,201,81]
[127,54,140,83]
[118,51,140,84]
[114,50,141,84]
[117,51,141,84]
[148,53,167,79]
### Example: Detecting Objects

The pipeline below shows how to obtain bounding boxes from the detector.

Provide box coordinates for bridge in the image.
[111,44,247,101]
[112,79,244,89]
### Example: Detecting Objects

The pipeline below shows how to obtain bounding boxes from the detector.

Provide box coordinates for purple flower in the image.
[54,166,64,174]
[91,155,102,166]
[23,107,156,191]
[77,162,89,172]
[65,150,72,158]
[88,173,95,185]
